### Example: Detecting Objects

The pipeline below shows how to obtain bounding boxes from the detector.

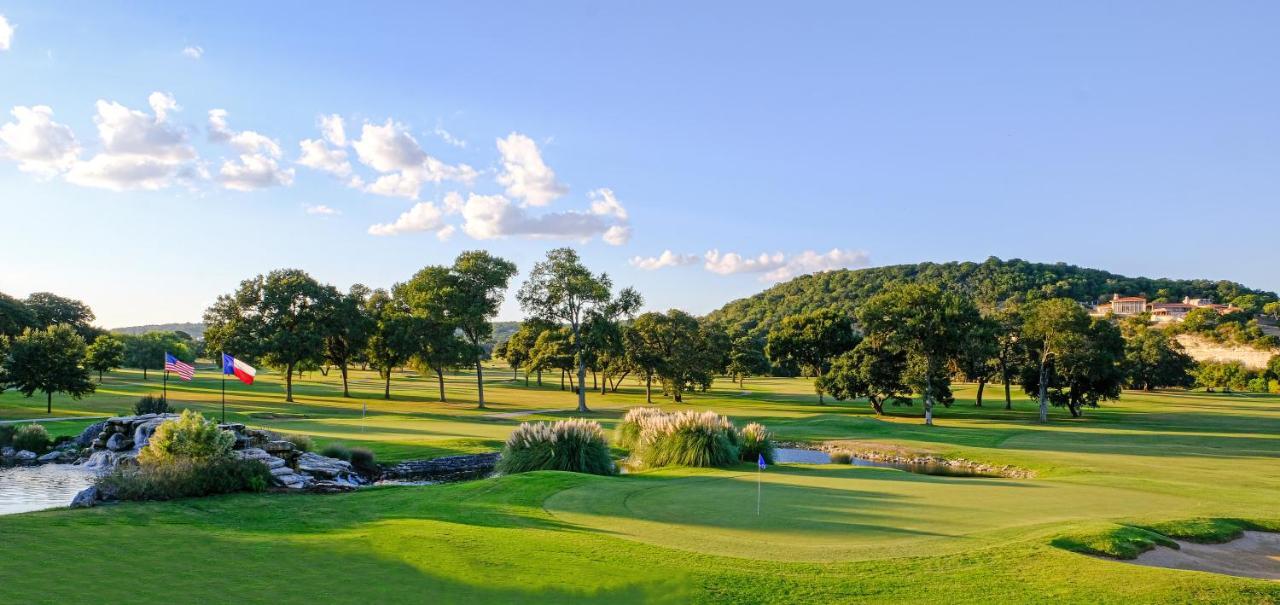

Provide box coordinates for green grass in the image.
[2,364,1279,602]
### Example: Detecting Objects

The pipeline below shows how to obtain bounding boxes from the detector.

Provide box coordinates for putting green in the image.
[544,465,1199,561]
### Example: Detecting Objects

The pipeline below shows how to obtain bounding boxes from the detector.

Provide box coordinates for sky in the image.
[0,2,1277,328]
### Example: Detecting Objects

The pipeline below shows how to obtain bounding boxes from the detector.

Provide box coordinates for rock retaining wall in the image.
[383,453,499,482]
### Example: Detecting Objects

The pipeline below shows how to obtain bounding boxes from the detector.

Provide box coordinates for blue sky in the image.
[0,2,1277,327]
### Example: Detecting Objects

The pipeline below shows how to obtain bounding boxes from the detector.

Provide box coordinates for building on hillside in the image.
[1094,294,1243,323]
[1105,296,1150,316]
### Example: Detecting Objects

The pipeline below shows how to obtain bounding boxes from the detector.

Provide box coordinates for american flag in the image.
[164,353,195,381]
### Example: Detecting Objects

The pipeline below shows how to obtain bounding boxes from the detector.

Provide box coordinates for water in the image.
[773,448,1001,478]
[0,464,95,515]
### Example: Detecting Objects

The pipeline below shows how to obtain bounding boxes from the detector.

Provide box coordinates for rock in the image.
[307,480,359,493]
[295,452,354,479]
[269,466,295,477]
[37,451,66,463]
[263,440,295,454]
[105,433,131,451]
[70,486,98,508]
[14,450,37,461]
[384,453,499,482]
[1,447,13,458]
[76,421,109,448]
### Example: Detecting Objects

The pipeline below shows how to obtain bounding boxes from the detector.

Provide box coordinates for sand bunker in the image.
[1130,531,1280,580]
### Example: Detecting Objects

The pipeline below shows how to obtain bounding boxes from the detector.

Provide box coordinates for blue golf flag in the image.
[758,453,767,470]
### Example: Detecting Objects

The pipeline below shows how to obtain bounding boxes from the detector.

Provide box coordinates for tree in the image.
[819,337,911,414]
[1123,325,1195,390]
[1021,298,1093,423]
[626,310,724,403]
[1194,360,1252,393]
[623,317,665,403]
[3,325,96,413]
[318,284,372,397]
[951,315,998,406]
[517,248,640,413]
[991,306,1024,410]
[766,308,858,404]
[857,284,980,425]
[445,251,518,409]
[0,292,35,337]
[1020,318,1125,417]
[122,332,192,380]
[727,334,770,387]
[506,319,553,386]
[24,292,95,336]
[85,334,125,382]
[529,327,576,391]
[204,269,328,402]
[364,289,417,400]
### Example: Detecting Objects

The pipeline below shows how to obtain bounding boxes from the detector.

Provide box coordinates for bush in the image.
[320,442,352,461]
[349,447,379,476]
[737,422,776,465]
[615,406,666,449]
[138,410,235,464]
[497,419,614,476]
[0,424,15,448]
[97,457,271,501]
[133,395,171,416]
[282,433,314,452]
[12,424,52,454]
[634,411,739,468]
[829,450,853,464]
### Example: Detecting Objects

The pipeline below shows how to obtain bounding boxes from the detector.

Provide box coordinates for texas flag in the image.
[221,353,257,385]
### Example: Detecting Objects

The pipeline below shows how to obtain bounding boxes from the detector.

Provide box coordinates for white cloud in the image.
[305,204,339,216]
[297,138,351,177]
[588,188,628,220]
[0,106,81,177]
[64,93,199,191]
[434,122,466,148]
[704,250,787,276]
[602,225,631,246]
[0,15,14,52]
[763,248,871,281]
[702,248,871,281]
[629,250,700,271]
[435,224,456,241]
[496,132,567,207]
[205,109,292,190]
[319,114,346,147]
[367,201,450,237]
[352,120,477,199]
[458,192,623,244]
[182,46,203,59]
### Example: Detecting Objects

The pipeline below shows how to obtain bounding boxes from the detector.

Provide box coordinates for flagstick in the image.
[757,465,762,516]
[221,352,227,424]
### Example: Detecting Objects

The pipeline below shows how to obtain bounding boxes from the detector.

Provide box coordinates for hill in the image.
[111,322,205,339]
[707,257,1278,336]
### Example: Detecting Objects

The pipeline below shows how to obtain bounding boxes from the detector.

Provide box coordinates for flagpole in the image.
[757,464,762,516]
[163,369,168,403]
[221,351,227,424]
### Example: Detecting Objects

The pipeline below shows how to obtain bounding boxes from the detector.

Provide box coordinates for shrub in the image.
[97,458,272,501]
[282,433,314,452]
[138,410,235,464]
[0,424,16,448]
[737,422,776,465]
[13,424,52,454]
[320,442,352,461]
[633,410,740,469]
[349,447,379,476]
[615,406,667,449]
[133,395,171,416]
[829,450,853,464]
[497,419,614,476]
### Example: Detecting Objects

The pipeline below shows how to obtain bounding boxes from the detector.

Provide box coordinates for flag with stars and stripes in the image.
[164,353,195,381]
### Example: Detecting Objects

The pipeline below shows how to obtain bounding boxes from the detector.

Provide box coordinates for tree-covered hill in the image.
[707,257,1277,336]
[111,322,206,339]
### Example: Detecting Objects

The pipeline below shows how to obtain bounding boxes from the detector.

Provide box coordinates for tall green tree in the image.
[1021,318,1125,417]
[505,319,553,386]
[627,310,725,403]
[4,325,96,413]
[952,315,998,406]
[364,288,418,400]
[122,332,192,380]
[0,292,35,337]
[857,284,981,425]
[318,284,372,397]
[766,307,858,404]
[991,306,1024,410]
[203,269,327,402]
[410,318,466,403]
[529,327,576,391]
[447,251,518,409]
[1123,324,1196,390]
[819,337,911,414]
[24,292,95,335]
[727,334,770,387]
[517,248,640,413]
[85,333,125,381]
[623,317,665,403]
[1021,299,1098,422]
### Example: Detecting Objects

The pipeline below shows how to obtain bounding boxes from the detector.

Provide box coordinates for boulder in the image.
[14,450,37,461]
[70,486,98,508]
[295,452,354,479]
[263,440,296,455]
[105,433,132,452]
[1,447,13,459]
[76,421,109,448]
[37,451,66,463]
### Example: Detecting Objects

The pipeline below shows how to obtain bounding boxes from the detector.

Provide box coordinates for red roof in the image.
[1112,297,1147,303]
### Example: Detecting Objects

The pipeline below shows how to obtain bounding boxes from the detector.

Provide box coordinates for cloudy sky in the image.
[0,2,1277,327]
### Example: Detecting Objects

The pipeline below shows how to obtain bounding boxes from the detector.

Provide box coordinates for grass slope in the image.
[2,365,1279,602]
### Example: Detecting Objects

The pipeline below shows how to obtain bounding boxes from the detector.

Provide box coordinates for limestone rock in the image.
[105,433,132,451]
[37,451,66,463]
[70,486,98,508]
[14,450,37,461]
[76,421,109,448]
[1,447,13,458]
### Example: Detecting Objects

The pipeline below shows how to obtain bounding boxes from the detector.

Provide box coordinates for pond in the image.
[773,448,1002,478]
[0,464,95,516]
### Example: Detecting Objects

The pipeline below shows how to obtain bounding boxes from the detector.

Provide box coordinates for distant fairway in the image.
[2,365,1279,602]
